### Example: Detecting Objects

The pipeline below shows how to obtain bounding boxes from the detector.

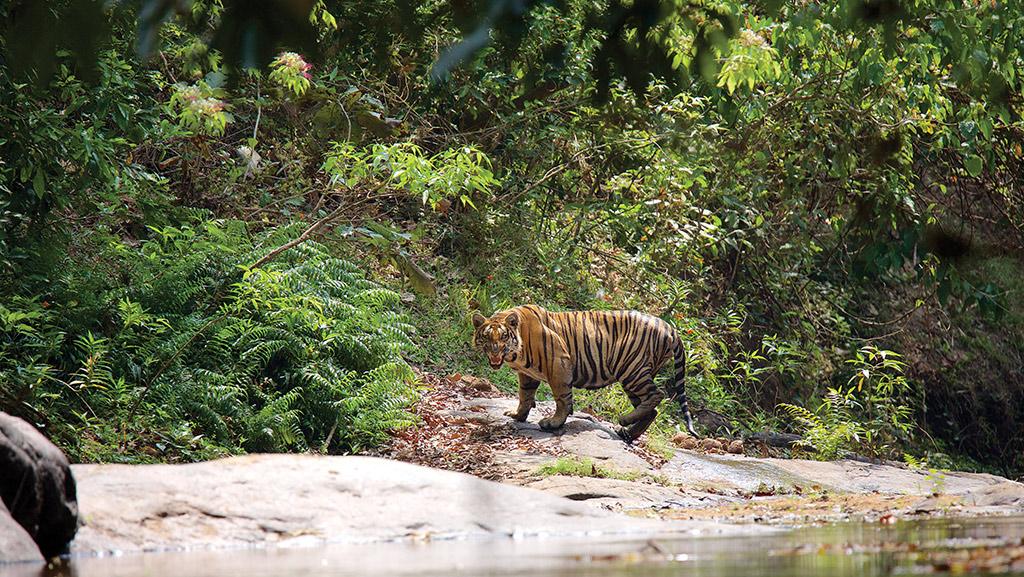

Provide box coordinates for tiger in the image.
[472,304,697,442]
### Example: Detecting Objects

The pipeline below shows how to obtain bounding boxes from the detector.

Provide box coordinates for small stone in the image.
[671,432,692,446]
[727,440,744,454]
[700,439,723,452]
[671,433,700,450]
[461,376,500,395]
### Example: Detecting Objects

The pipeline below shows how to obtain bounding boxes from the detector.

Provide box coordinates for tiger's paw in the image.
[615,426,635,444]
[504,410,528,422]
[538,417,566,432]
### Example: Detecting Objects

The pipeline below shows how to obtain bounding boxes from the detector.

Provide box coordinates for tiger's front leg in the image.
[505,374,540,422]
[538,377,573,432]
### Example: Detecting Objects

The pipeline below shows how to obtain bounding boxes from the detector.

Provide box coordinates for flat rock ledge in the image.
[442,394,1024,515]
[70,454,760,556]
[660,450,1015,496]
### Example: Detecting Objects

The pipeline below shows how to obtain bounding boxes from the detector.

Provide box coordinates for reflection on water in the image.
[4,516,1024,577]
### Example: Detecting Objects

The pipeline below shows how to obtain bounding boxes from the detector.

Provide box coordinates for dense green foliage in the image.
[1,1,1022,473]
[1,219,414,461]
[780,347,915,460]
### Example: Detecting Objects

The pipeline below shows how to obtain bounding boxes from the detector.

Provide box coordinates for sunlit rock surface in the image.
[70,454,755,555]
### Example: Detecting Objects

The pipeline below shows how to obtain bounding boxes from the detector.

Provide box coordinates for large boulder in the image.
[0,413,78,558]
[0,500,42,564]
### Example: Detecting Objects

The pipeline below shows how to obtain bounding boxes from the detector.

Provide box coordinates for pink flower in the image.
[271,52,313,89]
[274,52,311,75]
[178,85,202,102]
[187,96,226,116]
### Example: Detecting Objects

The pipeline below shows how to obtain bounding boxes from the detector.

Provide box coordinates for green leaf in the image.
[33,170,46,199]
[964,155,983,177]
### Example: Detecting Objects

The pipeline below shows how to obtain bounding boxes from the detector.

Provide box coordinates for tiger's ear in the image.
[472,313,487,329]
[505,311,520,329]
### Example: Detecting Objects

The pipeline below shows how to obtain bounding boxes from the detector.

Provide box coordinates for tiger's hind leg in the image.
[617,410,658,444]
[616,370,663,442]
[618,369,660,426]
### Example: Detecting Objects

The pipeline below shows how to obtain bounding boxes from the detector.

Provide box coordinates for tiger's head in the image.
[472,311,521,369]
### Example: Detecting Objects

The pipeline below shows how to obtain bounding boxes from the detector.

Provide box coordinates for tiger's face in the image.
[472,311,521,369]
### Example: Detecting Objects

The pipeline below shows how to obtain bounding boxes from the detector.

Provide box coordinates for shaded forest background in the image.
[1,0,1022,475]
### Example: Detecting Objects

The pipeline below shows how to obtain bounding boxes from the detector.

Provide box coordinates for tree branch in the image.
[247,201,348,271]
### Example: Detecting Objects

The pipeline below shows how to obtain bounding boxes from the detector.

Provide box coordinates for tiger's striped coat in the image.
[472,304,697,442]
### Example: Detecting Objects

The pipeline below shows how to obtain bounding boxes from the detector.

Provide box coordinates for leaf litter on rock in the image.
[382,369,566,480]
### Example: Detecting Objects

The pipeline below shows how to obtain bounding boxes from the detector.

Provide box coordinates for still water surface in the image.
[4,516,1024,577]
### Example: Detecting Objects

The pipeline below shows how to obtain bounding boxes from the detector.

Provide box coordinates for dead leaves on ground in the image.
[383,371,564,480]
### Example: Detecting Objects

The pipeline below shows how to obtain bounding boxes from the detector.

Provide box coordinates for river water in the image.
[4,516,1024,577]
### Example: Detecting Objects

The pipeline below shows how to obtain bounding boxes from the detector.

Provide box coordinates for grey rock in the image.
[768,457,1012,496]
[523,476,689,510]
[963,481,1024,509]
[440,389,1024,516]
[437,409,501,426]
[70,454,756,555]
[0,501,42,564]
[661,450,1018,496]
[661,451,820,493]
[0,413,78,557]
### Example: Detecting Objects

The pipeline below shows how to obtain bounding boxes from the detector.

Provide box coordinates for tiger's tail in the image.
[672,336,698,437]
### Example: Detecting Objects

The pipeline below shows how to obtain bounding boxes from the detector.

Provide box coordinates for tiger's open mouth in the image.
[488,356,504,369]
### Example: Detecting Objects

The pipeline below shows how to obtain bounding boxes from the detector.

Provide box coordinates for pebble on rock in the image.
[700,439,724,452]
[671,433,700,450]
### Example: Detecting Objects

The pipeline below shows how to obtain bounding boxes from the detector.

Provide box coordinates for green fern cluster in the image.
[0,219,417,461]
[779,347,916,461]
[779,389,865,460]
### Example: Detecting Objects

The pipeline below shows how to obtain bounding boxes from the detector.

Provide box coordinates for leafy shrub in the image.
[168,81,232,135]
[844,347,916,456]
[269,52,313,97]
[780,347,915,460]
[717,27,781,94]
[780,389,866,461]
[323,142,499,210]
[0,220,417,461]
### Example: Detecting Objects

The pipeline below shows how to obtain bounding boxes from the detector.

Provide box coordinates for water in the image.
[4,516,1024,577]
